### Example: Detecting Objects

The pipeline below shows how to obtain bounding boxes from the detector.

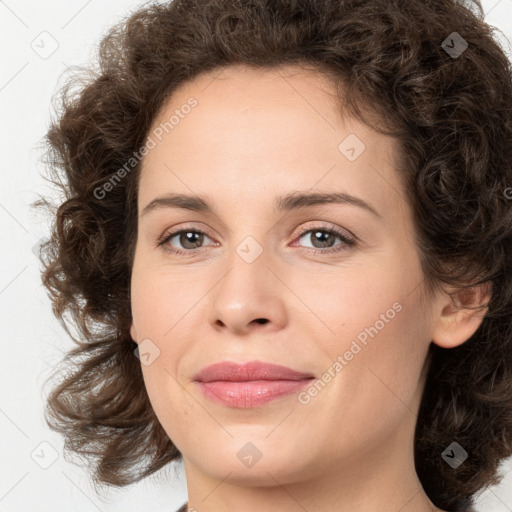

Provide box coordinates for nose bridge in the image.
[207,230,287,333]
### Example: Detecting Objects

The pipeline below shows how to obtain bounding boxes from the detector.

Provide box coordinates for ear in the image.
[431,282,492,349]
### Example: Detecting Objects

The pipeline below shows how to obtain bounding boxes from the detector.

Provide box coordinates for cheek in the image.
[138,362,196,457]
[312,241,429,369]
[294,258,408,359]
[130,273,192,451]
[333,290,428,408]
[130,254,208,341]
[130,256,207,446]
[302,252,430,425]
[294,286,430,465]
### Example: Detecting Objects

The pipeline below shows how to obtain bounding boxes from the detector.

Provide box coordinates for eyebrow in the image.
[141,191,383,219]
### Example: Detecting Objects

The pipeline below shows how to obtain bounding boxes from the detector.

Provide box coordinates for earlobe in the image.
[431,282,492,349]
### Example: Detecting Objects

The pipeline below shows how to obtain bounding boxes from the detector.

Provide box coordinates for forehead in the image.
[138,64,405,223]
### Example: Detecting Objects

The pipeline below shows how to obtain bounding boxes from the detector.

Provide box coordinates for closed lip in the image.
[193,360,315,382]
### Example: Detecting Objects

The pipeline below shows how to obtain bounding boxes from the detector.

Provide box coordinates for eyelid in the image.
[292,221,357,244]
[155,222,217,249]
[157,221,357,255]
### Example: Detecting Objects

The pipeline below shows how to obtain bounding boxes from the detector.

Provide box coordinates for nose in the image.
[207,256,288,336]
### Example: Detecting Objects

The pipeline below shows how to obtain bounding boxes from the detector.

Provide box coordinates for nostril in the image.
[255,318,269,325]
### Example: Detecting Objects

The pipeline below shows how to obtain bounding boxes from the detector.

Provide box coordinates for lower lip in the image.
[196,379,314,408]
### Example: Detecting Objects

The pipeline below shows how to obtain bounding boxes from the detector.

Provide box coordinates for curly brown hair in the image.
[35,0,512,510]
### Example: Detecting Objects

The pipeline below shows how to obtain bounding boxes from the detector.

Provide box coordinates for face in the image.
[130,64,437,485]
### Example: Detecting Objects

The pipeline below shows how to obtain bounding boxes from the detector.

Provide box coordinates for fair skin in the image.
[129,64,490,512]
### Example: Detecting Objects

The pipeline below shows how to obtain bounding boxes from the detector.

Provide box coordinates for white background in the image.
[1,0,511,510]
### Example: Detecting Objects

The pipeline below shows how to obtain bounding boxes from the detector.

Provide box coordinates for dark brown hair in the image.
[36,0,512,510]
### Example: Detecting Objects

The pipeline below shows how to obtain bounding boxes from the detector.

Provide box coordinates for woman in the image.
[37,0,512,511]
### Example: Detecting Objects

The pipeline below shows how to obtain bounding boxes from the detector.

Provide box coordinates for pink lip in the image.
[194,361,315,409]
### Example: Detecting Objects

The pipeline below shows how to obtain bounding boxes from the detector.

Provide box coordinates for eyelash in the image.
[156,223,357,257]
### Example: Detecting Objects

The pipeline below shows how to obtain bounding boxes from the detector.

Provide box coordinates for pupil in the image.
[182,231,201,248]
[313,231,333,248]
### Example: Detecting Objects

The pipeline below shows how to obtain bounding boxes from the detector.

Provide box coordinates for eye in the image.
[157,227,215,255]
[292,224,356,254]
[156,223,357,256]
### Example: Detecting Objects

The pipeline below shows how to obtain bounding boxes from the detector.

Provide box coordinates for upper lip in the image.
[193,361,315,383]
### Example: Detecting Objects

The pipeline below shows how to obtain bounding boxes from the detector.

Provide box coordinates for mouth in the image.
[195,379,315,408]
[193,360,315,408]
